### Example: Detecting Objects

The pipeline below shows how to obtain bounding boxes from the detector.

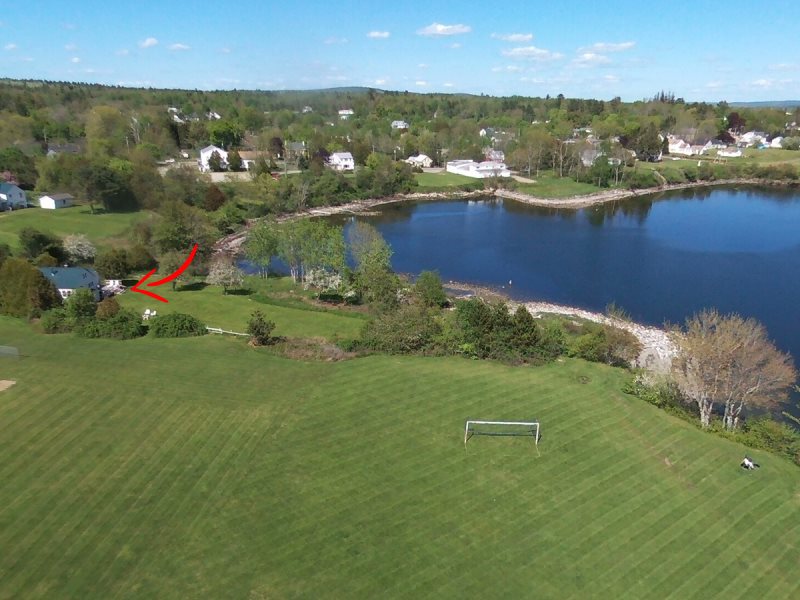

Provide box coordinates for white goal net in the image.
[464,420,540,446]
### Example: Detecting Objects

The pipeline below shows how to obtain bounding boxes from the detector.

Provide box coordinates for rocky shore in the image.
[445,281,677,374]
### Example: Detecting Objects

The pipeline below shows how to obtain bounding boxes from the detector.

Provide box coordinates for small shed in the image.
[39,193,74,210]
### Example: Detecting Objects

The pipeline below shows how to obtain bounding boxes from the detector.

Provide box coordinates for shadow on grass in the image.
[224,288,254,296]
[179,282,210,292]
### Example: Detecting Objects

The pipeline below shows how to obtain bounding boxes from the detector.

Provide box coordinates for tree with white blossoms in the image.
[671,309,796,430]
[206,255,244,294]
[63,234,96,265]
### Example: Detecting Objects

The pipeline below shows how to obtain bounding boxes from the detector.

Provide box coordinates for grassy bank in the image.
[0,205,149,251]
[1,316,798,599]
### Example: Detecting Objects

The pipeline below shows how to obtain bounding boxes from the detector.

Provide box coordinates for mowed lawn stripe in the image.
[1,319,799,598]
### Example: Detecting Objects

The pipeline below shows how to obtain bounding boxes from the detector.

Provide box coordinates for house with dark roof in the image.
[38,267,102,301]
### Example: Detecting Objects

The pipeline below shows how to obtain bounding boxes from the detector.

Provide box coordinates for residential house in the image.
[446,159,511,179]
[327,152,355,171]
[738,131,767,147]
[302,106,314,113]
[0,182,26,210]
[286,141,307,161]
[391,120,410,130]
[338,109,354,120]
[237,151,261,171]
[770,136,784,148]
[405,154,433,168]
[198,145,229,172]
[668,136,697,156]
[39,193,73,209]
[207,111,222,120]
[38,267,102,301]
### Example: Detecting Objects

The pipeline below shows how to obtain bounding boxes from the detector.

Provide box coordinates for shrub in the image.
[96,297,121,320]
[127,245,157,271]
[78,309,146,340]
[41,308,72,333]
[65,288,97,325]
[95,248,131,279]
[414,270,448,308]
[661,168,687,184]
[625,168,660,189]
[247,310,275,346]
[149,312,207,338]
[361,304,441,354]
[567,322,641,367]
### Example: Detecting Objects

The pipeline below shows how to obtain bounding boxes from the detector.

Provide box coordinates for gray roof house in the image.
[38,267,102,301]
[0,182,27,210]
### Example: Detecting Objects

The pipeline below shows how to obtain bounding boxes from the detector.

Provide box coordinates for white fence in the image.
[206,327,249,337]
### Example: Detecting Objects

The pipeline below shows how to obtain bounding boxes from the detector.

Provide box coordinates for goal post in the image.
[464,420,540,446]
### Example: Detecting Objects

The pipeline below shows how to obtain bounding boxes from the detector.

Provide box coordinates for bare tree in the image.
[671,309,796,430]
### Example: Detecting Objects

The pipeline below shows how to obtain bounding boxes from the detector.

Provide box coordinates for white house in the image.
[391,120,410,130]
[39,193,73,209]
[446,160,511,179]
[668,136,698,156]
[0,182,26,210]
[338,109,354,120]
[302,105,314,113]
[198,145,228,172]
[739,131,767,147]
[405,154,433,168]
[328,152,355,171]
[770,136,784,148]
[207,111,222,120]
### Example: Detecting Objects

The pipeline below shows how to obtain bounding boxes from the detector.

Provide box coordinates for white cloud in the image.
[572,52,612,67]
[491,65,522,72]
[417,22,471,36]
[602,74,620,83]
[443,82,454,87]
[491,33,533,42]
[581,41,635,53]
[324,36,348,45]
[139,37,158,48]
[373,78,388,85]
[116,48,129,56]
[169,43,190,51]
[70,56,80,63]
[4,43,17,51]
[65,43,77,51]
[415,80,428,86]
[22,57,34,62]
[418,63,428,68]
[220,47,232,54]
[367,31,390,39]
[502,45,563,62]
[450,42,462,49]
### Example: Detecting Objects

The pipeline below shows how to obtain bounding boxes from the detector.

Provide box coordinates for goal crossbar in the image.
[464,420,540,445]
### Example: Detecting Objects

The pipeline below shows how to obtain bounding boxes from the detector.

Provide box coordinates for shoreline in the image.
[444,281,677,374]
[494,178,788,208]
[215,178,796,254]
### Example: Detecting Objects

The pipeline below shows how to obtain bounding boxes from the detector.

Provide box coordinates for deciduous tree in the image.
[206,256,244,294]
[671,309,796,430]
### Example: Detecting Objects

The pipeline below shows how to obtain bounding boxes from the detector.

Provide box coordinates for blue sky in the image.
[2,0,799,101]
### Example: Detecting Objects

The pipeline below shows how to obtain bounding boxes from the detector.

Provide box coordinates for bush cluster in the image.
[567,322,642,368]
[149,313,207,338]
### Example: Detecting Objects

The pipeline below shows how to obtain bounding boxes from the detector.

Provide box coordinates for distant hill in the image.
[730,100,800,109]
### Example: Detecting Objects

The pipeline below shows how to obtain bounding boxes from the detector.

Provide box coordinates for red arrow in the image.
[130,244,199,303]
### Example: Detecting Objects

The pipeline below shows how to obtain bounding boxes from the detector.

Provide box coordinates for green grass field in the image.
[0,205,149,251]
[1,316,798,599]
[515,173,605,198]
[116,277,366,341]
[414,171,476,190]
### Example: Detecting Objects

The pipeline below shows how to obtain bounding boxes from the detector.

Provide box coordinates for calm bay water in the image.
[344,186,800,416]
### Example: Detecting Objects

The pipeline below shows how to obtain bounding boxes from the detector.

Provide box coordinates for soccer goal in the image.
[464,420,540,447]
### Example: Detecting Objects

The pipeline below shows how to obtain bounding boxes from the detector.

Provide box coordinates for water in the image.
[342,186,800,420]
